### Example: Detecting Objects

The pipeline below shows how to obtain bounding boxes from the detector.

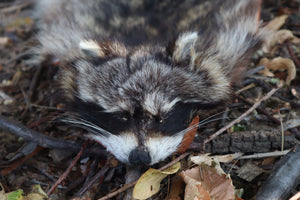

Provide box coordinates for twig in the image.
[287,43,300,69]
[234,93,281,125]
[27,111,59,128]
[75,160,110,197]
[245,78,300,107]
[0,115,81,151]
[235,83,256,94]
[0,115,108,157]
[238,150,289,160]
[5,49,32,65]
[159,152,190,171]
[278,111,284,151]
[47,142,87,196]
[97,152,190,200]
[203,87,279,144]
[27,64,44,102]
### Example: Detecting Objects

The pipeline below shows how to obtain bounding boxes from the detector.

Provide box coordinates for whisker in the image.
[174,107,244,136]
[59,117,112,136]
[197,106,244,125]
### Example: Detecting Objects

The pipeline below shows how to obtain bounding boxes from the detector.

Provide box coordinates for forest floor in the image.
[0,0,300,199]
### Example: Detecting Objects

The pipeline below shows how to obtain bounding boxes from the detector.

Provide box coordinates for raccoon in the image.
[33,0,266,165]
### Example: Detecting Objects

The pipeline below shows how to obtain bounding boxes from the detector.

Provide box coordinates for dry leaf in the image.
[181,165,235,200]
[177,115,200,153]
[236,161,264,182]
[258,57,296,85]
[215,153,243,163]
[262,15,300,52]
[264,15,288,31]
[263,29,300,52]
[190,153,242,172]
[133,162,181,200]
[167,175,185,200]
[181,167,211,200]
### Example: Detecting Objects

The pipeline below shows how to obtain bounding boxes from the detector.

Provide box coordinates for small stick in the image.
[97,152,190,200]
[0,115,81,151]
[75,161,110,197]
[234,93,281,125]
[204,87,279,144]
[238,150,289,160]
[287,43,300,69]
[278,111,284,152]
[47,142,87,196]
[0,115,108,157]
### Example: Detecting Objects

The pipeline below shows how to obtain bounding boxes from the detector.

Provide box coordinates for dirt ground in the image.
[0,0,300,199]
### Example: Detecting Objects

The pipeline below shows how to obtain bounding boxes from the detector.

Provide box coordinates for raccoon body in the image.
[34,0,266,165]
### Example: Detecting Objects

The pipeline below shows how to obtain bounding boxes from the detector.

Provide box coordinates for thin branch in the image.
[0,115,81,150]
[0,115,107,157]
[203,87,279,144]
[238,150,289,160]
[234,93,281,125]
[287,43,300,69]
[47,142,87,196]
[75,160,110,197]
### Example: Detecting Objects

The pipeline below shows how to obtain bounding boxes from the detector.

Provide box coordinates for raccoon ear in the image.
[166,32,198,68]
[168,0,265,78]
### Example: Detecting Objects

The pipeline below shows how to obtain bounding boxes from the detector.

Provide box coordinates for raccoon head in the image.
[61,0,265,165]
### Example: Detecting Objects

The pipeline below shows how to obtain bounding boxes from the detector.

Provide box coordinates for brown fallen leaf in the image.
[264,15,288,31]
[133,162,181,200]
[263,29,300,53]
[167,175,185,200]
[180,165,235,200]
[261,14,300,53]
[177,115,200,154]
[258,57,296,85]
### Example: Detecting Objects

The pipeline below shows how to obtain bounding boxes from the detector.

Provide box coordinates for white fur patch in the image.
[143,92,161,115]
[79,39,102,56]
[143,92,181,116]
[88,132,138,163]
[145,133,185,165]
[161,98,181,113]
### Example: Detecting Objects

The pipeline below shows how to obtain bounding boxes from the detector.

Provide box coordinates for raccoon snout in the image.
[129,146,151,165]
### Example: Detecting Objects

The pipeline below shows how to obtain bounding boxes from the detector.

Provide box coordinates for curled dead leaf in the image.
[263,29,300,53]
[258,57,296,85]
[262,15,300,53]
[133,162,181,200]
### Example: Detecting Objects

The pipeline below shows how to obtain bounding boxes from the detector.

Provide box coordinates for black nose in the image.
[129,147,151,165]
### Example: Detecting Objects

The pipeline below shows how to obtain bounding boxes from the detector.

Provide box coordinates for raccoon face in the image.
[59,0,264,165]
[62,33,231,165]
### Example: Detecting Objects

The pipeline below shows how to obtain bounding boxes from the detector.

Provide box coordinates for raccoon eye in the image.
[159,119,163,123]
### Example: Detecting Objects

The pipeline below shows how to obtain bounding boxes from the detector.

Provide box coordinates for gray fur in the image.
[34,0,266,164]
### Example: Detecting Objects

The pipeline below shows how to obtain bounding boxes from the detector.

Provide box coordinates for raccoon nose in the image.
[129,147,151,165]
